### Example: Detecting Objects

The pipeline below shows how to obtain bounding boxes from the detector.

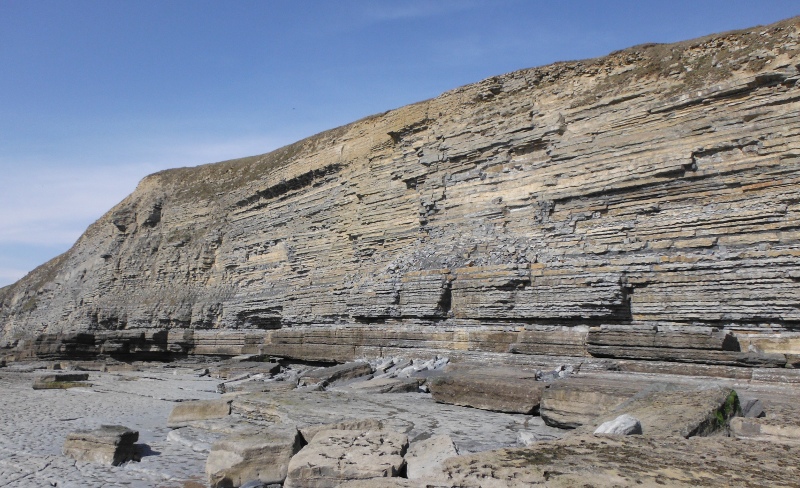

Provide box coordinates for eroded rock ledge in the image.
[2,17,800,369]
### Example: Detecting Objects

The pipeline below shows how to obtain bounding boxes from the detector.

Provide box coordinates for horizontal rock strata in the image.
[1,18,800,370]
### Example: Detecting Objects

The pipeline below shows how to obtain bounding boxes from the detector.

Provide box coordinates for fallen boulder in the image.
[297,361,373,387]
[62,425,139,466]
[428,366,543,414]
[284,429,408,488]
[33,372,91,389]
[168,398,232,427]
[739,397,765,418]
[205,425,303,488]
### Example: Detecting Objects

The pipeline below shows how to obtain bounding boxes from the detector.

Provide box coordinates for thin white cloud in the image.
[0,135,292,248]
[362,1,478,22]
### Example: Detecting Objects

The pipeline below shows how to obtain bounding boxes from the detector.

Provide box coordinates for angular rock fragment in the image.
[32,372,91,389]
[297,361,373,387]
[168,398,232,427]
[62,425,139,466]
[284,429,408,488]
[739,397,765,418]
[205,425,304,488]
[405,434,459,480]
[429,366,543,414]
[594,414,642,435]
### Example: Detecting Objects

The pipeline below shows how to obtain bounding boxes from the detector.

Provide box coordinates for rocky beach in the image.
[1,354,800,487]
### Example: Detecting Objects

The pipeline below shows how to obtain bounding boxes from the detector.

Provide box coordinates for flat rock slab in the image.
[168,398,232,427]
[540,376,646,428]
[32,372,91,389]
[205,425,303,488]
[428,367,543,414]
[580,384,740,438]
[298,361,373,387]
[437,434,800,487]
[284,429,408,488]
[62,424,139,466]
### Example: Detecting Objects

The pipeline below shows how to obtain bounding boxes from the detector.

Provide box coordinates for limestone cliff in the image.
[2,18,800,366]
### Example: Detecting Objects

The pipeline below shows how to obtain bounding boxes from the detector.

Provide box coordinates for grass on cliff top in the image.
[146,110,391,204]
[470,16,799,109]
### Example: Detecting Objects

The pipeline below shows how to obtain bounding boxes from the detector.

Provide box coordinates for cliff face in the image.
[2,18,800,365]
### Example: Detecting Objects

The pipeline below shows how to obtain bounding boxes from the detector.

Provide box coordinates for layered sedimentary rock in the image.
[2,18,800,366]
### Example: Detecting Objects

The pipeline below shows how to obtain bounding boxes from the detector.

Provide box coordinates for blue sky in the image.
[1,1,799,287]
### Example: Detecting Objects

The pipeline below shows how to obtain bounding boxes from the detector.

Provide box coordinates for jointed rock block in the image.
[62,425,139,466]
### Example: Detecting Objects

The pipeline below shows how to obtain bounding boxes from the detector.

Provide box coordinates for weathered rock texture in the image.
[284,429,408,488]
[436,434,800,487]
[2,18,800,367]
[205,426,303,488]
[62,425,139,466]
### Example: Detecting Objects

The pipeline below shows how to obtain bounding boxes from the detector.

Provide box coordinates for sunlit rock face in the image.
[2,17,800,365]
